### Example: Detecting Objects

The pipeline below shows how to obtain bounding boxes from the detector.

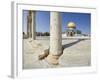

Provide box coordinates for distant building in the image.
[66,22,77,36]
[65,22,82,37]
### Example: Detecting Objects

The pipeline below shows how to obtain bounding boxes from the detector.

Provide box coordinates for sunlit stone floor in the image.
[23,37,91,69]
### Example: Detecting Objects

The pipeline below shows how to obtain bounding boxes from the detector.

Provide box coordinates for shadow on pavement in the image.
[63,39,86,49]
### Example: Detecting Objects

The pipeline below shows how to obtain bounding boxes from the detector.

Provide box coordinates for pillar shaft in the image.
[50,12,62,56]
[31,11,36,40]
[27,15,31,37]
[29,21,32,38]
[27,11,36,39]
[47,12,62,65]
[28,11,32,38]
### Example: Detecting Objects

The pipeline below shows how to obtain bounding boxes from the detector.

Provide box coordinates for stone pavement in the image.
[23,38,91,69]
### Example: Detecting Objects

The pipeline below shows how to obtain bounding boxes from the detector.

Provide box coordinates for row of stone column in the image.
[27,11,62,65]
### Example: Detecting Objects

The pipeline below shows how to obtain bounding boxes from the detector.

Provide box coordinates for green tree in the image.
[77,30,81,34]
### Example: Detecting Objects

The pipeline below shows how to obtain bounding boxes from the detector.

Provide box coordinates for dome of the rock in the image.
[67,22,76,28]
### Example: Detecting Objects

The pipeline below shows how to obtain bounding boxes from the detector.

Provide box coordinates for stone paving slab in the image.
[23,38,91,69]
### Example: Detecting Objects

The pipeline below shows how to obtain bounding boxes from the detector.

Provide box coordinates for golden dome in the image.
[67,22,76,28]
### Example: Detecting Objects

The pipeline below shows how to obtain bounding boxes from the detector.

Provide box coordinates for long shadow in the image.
[63,39,86,49]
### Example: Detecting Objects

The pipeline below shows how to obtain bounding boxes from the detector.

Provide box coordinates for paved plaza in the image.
[23,37,91,69]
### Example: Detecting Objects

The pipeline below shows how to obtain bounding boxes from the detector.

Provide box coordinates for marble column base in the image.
[46,54,60,65]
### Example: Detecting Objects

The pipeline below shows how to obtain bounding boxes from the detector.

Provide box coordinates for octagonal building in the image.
[66,22,77,37]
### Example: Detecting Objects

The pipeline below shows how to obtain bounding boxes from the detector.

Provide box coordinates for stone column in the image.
[28,11,32,38]
[47,12,62,65]
[27,15,29,37]
[31,11,36,40]
[27,11,36,40]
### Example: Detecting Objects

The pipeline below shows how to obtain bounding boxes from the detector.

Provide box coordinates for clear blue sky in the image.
[23,10,91,34]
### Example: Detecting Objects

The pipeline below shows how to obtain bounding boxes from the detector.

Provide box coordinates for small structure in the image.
[66,22,76,37]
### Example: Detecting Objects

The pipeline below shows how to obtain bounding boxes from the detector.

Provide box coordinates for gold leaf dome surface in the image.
[67,22,76,28]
